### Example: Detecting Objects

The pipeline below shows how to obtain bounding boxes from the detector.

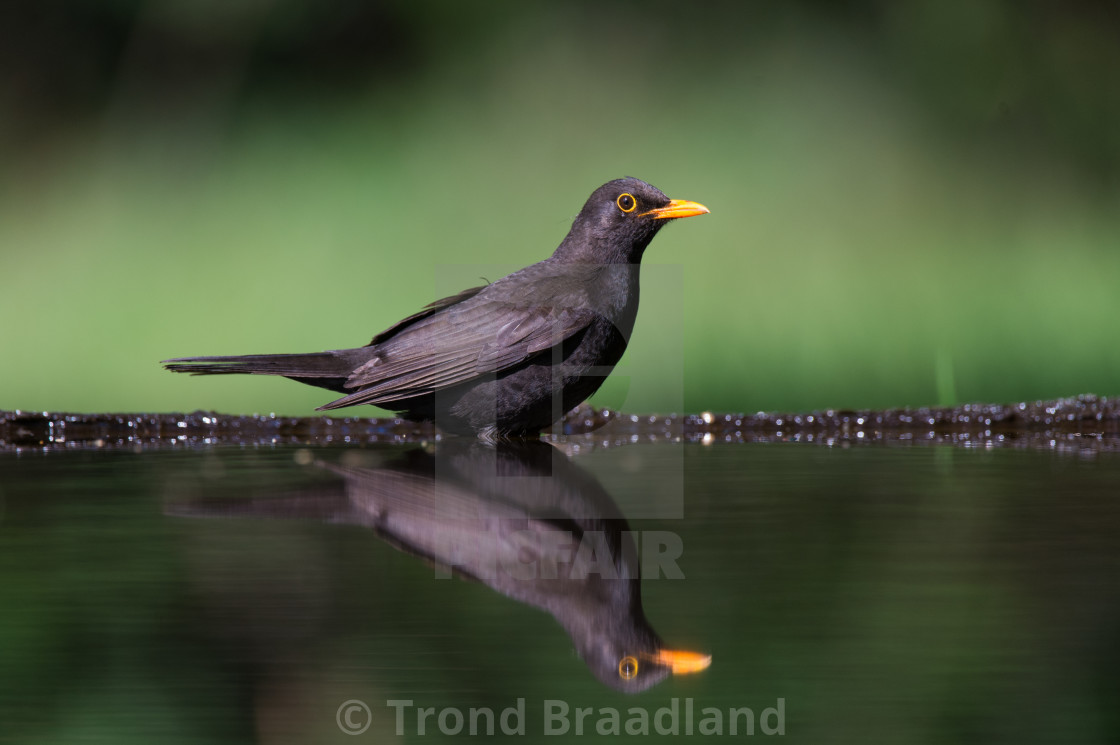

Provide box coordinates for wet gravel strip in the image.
[2,394,1117,454]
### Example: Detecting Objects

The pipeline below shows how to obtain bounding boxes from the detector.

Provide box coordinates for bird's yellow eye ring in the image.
[616,193,637,213]
[618,656,639,680]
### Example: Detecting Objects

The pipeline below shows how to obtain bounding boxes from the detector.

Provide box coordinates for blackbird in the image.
[163,178,708,437]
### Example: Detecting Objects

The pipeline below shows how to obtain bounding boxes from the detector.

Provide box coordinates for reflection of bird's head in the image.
[573,608,711,693]
[558,177,709,264]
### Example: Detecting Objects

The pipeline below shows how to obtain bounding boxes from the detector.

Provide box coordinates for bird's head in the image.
[573,616,712,693]
[556,177,709,264]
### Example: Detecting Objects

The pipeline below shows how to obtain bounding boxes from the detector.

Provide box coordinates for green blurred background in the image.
[2,0,1118,417]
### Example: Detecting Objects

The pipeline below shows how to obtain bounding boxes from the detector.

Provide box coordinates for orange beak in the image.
[640,199,710,220]
[644,648,713,675]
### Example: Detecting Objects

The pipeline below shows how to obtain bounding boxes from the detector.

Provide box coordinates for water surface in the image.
[1,418,1118,742]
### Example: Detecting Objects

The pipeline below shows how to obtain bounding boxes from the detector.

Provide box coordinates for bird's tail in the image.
[162,349,366,392]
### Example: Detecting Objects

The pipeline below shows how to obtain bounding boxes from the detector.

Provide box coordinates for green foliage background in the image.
[2,0,1118,416]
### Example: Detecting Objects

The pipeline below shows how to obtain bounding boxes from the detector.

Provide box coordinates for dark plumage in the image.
[163,178,708,436]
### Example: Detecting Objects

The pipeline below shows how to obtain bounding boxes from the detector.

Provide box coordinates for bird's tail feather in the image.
[162,350,362,380]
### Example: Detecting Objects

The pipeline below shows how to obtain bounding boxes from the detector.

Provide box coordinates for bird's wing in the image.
[319,299,597,409]
[367,284,488,345]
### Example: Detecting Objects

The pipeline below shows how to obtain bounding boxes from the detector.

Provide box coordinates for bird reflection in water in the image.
[171,439,709,693]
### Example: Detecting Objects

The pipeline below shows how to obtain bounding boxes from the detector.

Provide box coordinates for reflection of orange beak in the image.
[645,648,713,675]
[640,199,711,220]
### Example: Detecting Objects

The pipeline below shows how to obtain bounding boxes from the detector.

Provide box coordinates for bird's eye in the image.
[618,656,639,680]
[616,193,637,213]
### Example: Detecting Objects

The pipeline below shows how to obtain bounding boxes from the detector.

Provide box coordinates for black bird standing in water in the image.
[163,178,708,437]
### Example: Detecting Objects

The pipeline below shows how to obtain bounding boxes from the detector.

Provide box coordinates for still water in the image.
[1,431,1118,743]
